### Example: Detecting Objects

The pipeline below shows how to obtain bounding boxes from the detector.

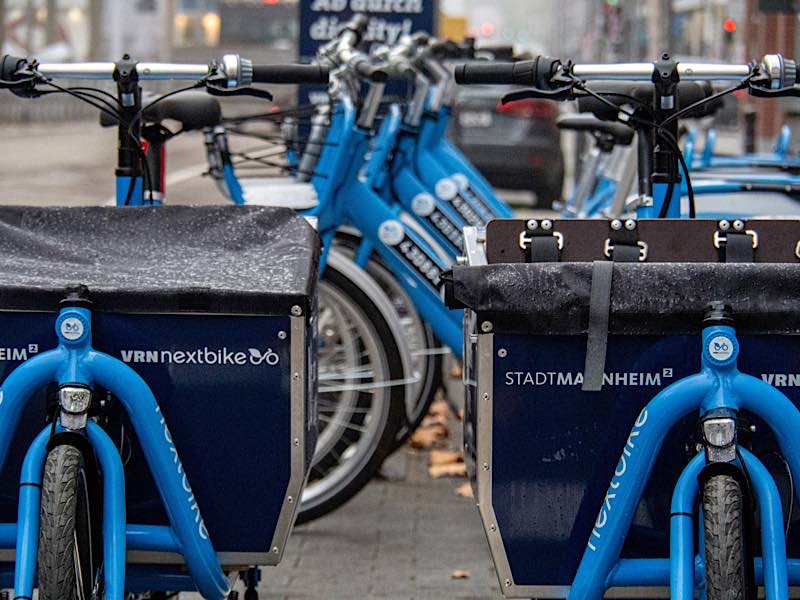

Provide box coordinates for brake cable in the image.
[568,76,697,217]
[28,71,155,205]
[662,72,758,127]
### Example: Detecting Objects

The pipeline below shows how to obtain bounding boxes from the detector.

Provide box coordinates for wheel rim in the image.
[366,262,437,428]
[301,279,393,511]
[332,241,438,430]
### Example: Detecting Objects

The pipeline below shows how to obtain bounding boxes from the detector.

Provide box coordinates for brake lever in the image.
[749,84,800,98]
[0,65,41,97]
[206,86,273,101]
[501,85,578,104]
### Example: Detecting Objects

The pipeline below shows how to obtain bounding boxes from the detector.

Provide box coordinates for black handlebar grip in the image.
[251,64,330,85]
[454,61,516,84]
[455,56,562,88]
[0,55,27,81]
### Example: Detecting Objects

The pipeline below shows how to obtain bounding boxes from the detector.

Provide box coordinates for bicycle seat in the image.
[556,114,634,146]
[99,91,222,130]
[578,81,720,121]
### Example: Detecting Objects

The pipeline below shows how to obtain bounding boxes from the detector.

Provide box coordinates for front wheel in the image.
[333,235,442,448]
[298,263,406,523]
[38,444,101,600]
[702,473,754,600]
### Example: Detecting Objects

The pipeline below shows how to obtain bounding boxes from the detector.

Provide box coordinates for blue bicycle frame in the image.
[570,133,800,219]
[414,101,513,219]
[214,84,522,356]
[372,104,475,256]
[0,305,228,600]
[116,175,163,206]
[307,97,464,354]
[697,125,800,171]
[567,322,800,599]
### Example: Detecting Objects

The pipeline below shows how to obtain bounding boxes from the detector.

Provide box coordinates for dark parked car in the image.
[448,85,565,207]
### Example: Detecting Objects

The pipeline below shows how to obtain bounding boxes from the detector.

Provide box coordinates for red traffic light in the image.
[723,18,737,34]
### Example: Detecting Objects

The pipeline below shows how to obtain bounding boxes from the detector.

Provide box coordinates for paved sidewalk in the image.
[255,443,499,600]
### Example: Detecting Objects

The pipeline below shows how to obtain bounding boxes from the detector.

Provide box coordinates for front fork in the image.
[3,296,229,600]
[568,321,800,600]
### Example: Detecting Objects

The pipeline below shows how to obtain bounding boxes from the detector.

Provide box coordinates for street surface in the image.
[255,444,499,600]
[0,122,550,211]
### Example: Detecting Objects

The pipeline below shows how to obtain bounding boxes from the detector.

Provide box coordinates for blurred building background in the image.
[1,0,799,137]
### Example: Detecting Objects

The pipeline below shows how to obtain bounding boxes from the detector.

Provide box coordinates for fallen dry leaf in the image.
[429,398,450,418]
[429,449,462,466]
[420,413,448,428]
[451,570,470,579]
[408,424,448,449]
[455,482,473,498]
[428,461,467,479]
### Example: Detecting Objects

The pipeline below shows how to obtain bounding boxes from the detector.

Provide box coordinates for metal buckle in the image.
[519,231,564,251]
[603,239,648,262]
[713,229,759,249]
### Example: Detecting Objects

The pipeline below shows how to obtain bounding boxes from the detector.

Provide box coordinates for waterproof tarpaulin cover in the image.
[451,262,800,334]
[0,205,319,314]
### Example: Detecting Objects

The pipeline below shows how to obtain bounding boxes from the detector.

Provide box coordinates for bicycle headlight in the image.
[703,417,736,448]
[59,386,92,415]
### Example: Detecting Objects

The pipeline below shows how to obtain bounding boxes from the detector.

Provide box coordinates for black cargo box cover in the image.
[0,206,319,314]
[450,262,800,335]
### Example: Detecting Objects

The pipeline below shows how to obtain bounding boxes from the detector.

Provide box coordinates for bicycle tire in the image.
[38,445,98,600]
[702,474,752,600]
[298,263,405,523]
[366,264,442,448]
[333,234,443,448]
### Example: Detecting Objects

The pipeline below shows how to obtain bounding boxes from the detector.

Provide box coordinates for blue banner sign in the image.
[299,0,438,61]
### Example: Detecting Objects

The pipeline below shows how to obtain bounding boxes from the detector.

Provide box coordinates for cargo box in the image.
[448,218,800,598]
[0,205,318,569]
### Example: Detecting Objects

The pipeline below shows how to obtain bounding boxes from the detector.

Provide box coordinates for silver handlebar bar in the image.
[571,62,752,81]
[32,54,253,87]
[570,54,795,88]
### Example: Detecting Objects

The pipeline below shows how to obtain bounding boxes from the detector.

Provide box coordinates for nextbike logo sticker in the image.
[708,336,734,361]
[120,347,280,367]
[60,317,85,340]
[435,178,458,201]
[411,193,436,217]
[589,408,648,551]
